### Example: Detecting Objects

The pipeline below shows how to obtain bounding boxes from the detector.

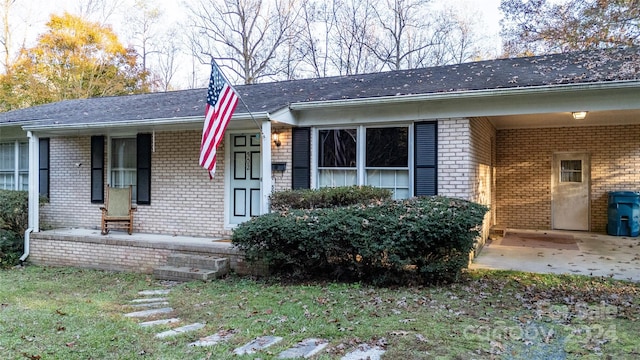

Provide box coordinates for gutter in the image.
[21,112,271,132]
[20,228,32,264]
[289,80,640,110]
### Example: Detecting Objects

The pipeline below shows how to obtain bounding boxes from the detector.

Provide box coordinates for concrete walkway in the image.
[470,229,640,282]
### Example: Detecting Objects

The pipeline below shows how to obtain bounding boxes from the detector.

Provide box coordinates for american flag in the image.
[199,61,239,178]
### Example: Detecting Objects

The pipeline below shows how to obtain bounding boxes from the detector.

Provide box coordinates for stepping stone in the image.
[278,338,328,359]
[138,289,171,296]
[124,307,173,318]
[131,301,170,308]
[155,323,205,339]
[131,297,167,303]
[139,318,180,327]
[188,330,236,347]
[233,336,283,355]
[341,345,386,360]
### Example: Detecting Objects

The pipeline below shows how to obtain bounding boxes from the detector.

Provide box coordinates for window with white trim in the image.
[0,141,28,190]
[318,128,357,187]
[365,127,410,199]
[316,126,411,199]
[110,137,137,200]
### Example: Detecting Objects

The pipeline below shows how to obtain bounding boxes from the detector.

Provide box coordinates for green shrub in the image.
[0,190,29,268]
[233,196,488,285]
[270,186,392,211]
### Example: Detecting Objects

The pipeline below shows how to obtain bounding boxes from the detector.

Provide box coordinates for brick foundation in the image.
[28,231,262,275]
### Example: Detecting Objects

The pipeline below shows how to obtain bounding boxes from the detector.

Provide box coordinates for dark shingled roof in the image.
[1,47,638,127]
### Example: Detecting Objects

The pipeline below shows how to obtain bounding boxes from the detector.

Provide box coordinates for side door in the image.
[551,152,590,231]
[229,134,261,225]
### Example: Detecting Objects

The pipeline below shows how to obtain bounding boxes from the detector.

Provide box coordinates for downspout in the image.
[21,130,39,264]
[19,228,32,264]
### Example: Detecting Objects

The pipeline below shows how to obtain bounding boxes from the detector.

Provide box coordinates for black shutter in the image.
[90,136,104,203]
[38,138,50,198]
[415,122,437,196]
[291,127,310,189]
[136,133,152,204]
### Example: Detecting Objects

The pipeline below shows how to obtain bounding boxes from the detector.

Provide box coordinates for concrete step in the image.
[124,307,173,318]
[153,265,226,282]
[155,322,205,339]
[166,253,229,271]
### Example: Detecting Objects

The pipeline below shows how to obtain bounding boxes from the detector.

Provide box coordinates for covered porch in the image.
[471,228,640,282]
[24,227,640,282]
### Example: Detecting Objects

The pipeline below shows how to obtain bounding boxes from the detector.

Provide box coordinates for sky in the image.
[8,0,504,89]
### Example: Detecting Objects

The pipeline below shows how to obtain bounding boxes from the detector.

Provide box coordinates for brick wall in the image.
[271,127,292,193]
[41,131,230,237]
[438,119,473,199]
[469,118,497,246]
[40,136,98,229]
[497,125,640,232]
[29,231,256,275]
[40,129,292,237]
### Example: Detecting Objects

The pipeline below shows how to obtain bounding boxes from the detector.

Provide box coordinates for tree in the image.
[298,0,336,78]
[0,12,150,111]
[500,0,640,56]
[125,0,163,73]
[75,0,125,25]
[0,0,15,70]
[154,28,182,91]
[368,0,438,71]
[330,0,379,75]
[429,2,493,65]
[187,0,302,84]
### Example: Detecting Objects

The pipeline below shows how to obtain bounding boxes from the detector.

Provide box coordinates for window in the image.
[0,141,28,191]
[318,129,357,187]
[92,134,151,204]
[365,127,409,199]
[111,138,138,200]
[560,160,582,183]
[316,126,410,199]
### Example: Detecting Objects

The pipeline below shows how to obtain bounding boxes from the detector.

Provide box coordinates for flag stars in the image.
[207,68,226,105]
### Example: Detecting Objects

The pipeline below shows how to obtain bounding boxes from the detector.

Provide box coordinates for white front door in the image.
[230,134,261,225]
[551,152,590,231]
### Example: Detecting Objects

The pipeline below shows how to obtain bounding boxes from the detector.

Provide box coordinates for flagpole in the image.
[211,58,265,138]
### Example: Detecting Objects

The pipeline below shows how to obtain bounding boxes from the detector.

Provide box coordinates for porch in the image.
[25,227,640,282]
[27,228,263,276]
[470,229,640,282]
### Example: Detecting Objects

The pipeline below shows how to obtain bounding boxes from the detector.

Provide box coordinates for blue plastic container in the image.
[607,191,640,237]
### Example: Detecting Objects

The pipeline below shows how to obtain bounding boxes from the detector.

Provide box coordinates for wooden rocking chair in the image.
[101,185,136,235]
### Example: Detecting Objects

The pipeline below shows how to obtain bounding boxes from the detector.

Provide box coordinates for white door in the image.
[551,153,590,230]
[230,134,261,225]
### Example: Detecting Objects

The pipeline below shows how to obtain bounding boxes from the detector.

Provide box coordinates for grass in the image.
[0,267,639,359]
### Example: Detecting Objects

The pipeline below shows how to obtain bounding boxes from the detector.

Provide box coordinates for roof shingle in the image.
[1,47,638,127]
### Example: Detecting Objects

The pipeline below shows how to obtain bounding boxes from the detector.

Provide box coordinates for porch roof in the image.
[0,47,639,132]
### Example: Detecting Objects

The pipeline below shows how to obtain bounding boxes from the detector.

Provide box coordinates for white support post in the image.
[27,131,39,232]
[261,120,273,214]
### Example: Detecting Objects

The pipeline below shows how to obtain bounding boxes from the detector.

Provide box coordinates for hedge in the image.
[0,190,29,268]
[233,195,488,285]
[270,185,392,211]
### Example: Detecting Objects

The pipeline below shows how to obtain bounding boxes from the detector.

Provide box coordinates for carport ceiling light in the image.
[572,111,588,120]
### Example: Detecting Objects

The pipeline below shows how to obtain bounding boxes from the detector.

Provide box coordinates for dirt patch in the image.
[495,231,579,250]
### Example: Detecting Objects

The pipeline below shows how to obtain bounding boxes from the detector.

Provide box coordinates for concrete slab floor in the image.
[470,229,640,282]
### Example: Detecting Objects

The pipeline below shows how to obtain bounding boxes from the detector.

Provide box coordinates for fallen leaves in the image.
[21,353,41,360]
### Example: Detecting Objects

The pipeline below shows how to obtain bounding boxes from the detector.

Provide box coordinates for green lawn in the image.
[0,266,639,359]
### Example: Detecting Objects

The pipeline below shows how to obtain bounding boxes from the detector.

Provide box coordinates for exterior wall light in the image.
[572,111,588,120]
[272,131,281,147]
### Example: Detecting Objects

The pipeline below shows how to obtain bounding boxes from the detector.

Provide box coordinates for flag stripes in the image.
[199,62,239,178]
